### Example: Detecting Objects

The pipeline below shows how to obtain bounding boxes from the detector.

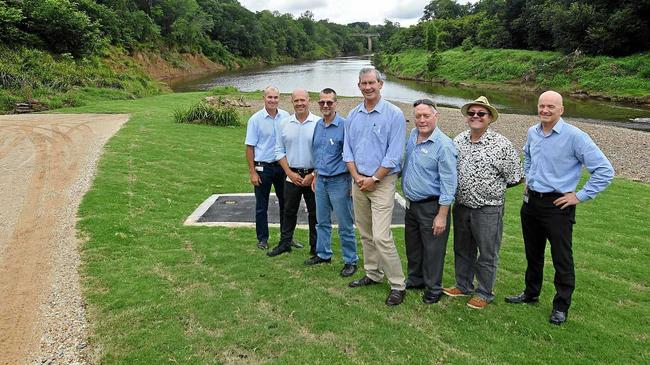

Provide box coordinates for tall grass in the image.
[173,102,240,126]
[375,48,650,100]
[0,46,162,112]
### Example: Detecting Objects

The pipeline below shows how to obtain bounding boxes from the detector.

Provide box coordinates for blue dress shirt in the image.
[312,113,349,177]
[275,112,320,168]
[343,98,406,176]
[523,118,614,201]
[244,107,290,162]
[402,127,457,205]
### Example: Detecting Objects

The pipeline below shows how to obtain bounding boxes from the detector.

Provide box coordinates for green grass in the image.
[375,48,650,101]
[61,92,649,364]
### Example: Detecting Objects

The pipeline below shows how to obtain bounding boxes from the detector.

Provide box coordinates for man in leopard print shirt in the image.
[443,96,524,310]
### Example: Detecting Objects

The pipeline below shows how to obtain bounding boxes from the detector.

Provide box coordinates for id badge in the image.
[405,199,410,210]
[255,166,264,172]
[523,191,529,204]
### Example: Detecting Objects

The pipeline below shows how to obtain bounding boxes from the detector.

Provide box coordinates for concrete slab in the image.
[184,193,407,228]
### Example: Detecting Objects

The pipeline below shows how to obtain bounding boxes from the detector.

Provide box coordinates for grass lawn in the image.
[61,92,649,364]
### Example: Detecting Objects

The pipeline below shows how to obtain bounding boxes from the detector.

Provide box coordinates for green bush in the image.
[174,102,239,126]
[208,86,239,95]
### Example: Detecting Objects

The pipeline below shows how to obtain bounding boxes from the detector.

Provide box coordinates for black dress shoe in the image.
[422,290,442,304]
[267,244,291,257]
[304,255,331,265]
[256,241,268,250]
[549,309,568,325]
[348,275,380,288]
[386,289,406,306]
[505,292,539,304]
[340,264,357,277]
[405,282,426,290]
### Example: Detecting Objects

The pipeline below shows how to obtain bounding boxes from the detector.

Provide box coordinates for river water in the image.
[169,56,650,131]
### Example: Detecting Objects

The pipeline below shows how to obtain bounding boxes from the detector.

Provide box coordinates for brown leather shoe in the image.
[348,275,380,288]
[385,289,406,306]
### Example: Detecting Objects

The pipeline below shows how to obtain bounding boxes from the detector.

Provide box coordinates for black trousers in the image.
[279,178,317,255]
[520,193,576,312]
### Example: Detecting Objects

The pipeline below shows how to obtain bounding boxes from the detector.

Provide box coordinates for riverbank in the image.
[373,48,650,105]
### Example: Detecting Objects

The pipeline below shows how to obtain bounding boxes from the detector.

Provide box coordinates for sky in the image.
[238,0,475,27]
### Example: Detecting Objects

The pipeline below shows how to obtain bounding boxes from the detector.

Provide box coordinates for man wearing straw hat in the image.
[443,96,524,309]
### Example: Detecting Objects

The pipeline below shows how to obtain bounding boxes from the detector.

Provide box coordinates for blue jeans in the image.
[315,173,358,264]
[253,163,285,243]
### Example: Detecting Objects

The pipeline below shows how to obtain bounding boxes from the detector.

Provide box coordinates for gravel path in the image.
[0,114,129,365]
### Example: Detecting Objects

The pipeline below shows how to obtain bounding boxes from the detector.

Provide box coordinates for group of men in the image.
[245,67,614,325]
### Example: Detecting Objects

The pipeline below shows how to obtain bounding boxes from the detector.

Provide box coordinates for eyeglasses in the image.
[467,111,489,117]
[413,99,437,108]
[318,100,335,106]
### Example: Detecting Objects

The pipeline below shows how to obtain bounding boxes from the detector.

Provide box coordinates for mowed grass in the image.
[62,92,649,364]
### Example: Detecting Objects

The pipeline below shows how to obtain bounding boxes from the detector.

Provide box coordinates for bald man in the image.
[505,91,614,325]
[268,89,320,257]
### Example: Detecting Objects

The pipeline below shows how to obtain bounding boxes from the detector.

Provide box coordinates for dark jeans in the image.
[253,163,285,243]
[521,194,576,312]
[452,204,504,302]
[279,178,317,255]
[404,199,450,294]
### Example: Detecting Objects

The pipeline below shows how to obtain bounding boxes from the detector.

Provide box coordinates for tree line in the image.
[0,0,367,62]
[379,0,650,57]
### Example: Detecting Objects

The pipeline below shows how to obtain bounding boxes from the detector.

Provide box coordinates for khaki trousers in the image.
[351,174,406,290]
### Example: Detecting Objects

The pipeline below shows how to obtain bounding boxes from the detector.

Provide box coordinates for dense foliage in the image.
[173,101,240,126]
[0,0,367,61]
[382,0,650,57]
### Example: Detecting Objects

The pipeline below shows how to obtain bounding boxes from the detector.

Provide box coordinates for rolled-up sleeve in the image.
[438,144,458,205]
[274,120,286,161]
[575,133,614,201]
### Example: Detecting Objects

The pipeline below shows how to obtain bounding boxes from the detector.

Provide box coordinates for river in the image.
[168,56,650,131]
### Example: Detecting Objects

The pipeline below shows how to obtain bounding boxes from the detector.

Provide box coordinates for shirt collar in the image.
[535,118,565,135]
[320,113,341,127]
[463,128,493,144]
[289,112,318,124]
[359,98,386,114]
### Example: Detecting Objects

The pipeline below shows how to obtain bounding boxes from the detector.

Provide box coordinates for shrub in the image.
[174,102,239,126]
[208,86,239,95]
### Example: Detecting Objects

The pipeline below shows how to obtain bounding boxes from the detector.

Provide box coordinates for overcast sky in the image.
[238,0,475,27]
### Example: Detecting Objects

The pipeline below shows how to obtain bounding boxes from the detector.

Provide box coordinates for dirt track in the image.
[0,114,128,365]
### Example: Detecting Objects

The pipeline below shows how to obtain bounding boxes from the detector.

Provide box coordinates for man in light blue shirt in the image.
[344,67,408,306]
[267,89,320,257]
[305,88,359,277]
[506,90,614,325]
[245,86,290,250]
[402,99,457,305]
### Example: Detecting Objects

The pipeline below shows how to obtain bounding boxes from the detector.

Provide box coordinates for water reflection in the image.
[168,56,650,129]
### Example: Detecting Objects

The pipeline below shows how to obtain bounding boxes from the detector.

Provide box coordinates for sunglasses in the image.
[318,100,335,106]
[467,111,489,117]
[413,99,437,108]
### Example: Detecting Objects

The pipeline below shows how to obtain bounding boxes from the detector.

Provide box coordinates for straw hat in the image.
[461,96,499,122]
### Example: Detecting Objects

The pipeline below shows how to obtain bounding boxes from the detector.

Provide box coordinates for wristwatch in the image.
[371,175,381,183]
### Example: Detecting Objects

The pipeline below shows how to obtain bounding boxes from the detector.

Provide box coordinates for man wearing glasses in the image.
[444,96,523,310]
[344,67,407,306]
[306,88,359,277]
[402,99,457,305]
[267,89,320,257]
[245,86,290,250]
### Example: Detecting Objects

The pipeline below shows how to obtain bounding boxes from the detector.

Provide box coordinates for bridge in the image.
[352,33,380,53]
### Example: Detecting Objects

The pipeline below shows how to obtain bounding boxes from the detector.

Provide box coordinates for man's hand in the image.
[553,192,580,209]
[432,214,447,236]
[352,173,364,188]
[311,175,317,192]
[302,173,314,188]
[250,171,261,186]
[288,171,304,186]
[359,177,377,192]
